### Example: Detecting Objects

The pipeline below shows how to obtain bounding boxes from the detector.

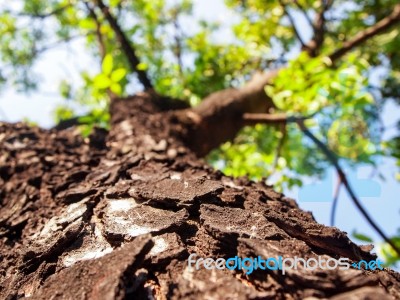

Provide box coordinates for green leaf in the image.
[54,106,74,122]
[137,62,148,71]
[93,74,111,89]
[59,80,71,99]
[352,230,373,243]
[109,0,121,8]
[78,115,94,123]
[79,124,94,138]
[79,19,96,30]
[102,54,114,75]
[378,237,400,266]
[110,83,122,95]
[111,68,127,82]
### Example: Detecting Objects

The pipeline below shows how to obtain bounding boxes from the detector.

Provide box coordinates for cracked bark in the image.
[3,3,400,299]
[1,92,399,300]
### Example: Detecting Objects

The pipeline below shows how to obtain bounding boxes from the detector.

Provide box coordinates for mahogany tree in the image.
[1,0,400,298]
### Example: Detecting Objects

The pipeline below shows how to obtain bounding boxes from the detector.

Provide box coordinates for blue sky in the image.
[1,0,399,262]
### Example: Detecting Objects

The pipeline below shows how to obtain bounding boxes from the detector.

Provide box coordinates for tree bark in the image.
[1,92,399,299]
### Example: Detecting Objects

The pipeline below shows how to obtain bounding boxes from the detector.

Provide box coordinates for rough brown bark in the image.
[1,92,399,299]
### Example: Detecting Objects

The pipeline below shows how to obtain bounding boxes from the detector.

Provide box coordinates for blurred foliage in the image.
[353,229,400,267]
[0,0,400,264]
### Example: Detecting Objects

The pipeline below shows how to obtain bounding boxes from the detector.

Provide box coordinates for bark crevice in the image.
[1,93,399,299]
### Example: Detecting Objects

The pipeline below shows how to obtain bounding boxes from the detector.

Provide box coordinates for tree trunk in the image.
[0,92,399,300]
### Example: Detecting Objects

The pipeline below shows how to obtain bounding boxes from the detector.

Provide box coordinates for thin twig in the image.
[303,0,334,56]
[271,123,287,173]
[17,4,71,19]
[84,2,106,59]
[95,0,153,90]
[34,34,89,55]
[278,0,308,50]
[330,173,342,226]
[307,7,326,55]
[293,0,314,30]
[297,120,400,257]
[243,112,315,125]
[84,2,115,98]
[173,16,184,77]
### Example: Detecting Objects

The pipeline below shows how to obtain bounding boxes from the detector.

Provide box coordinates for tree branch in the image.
[329,4,400,62]
[182,5,400,157]
[95,0,153,90]
[84,2,106,59]
[305,0,333,56]
[297,120,400,257]
[171,10,184,78]
[243,112,314,125]
[34,33,89,55]
[279,0,308,50]
[85,2,115,98]
[17,4,71,19]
